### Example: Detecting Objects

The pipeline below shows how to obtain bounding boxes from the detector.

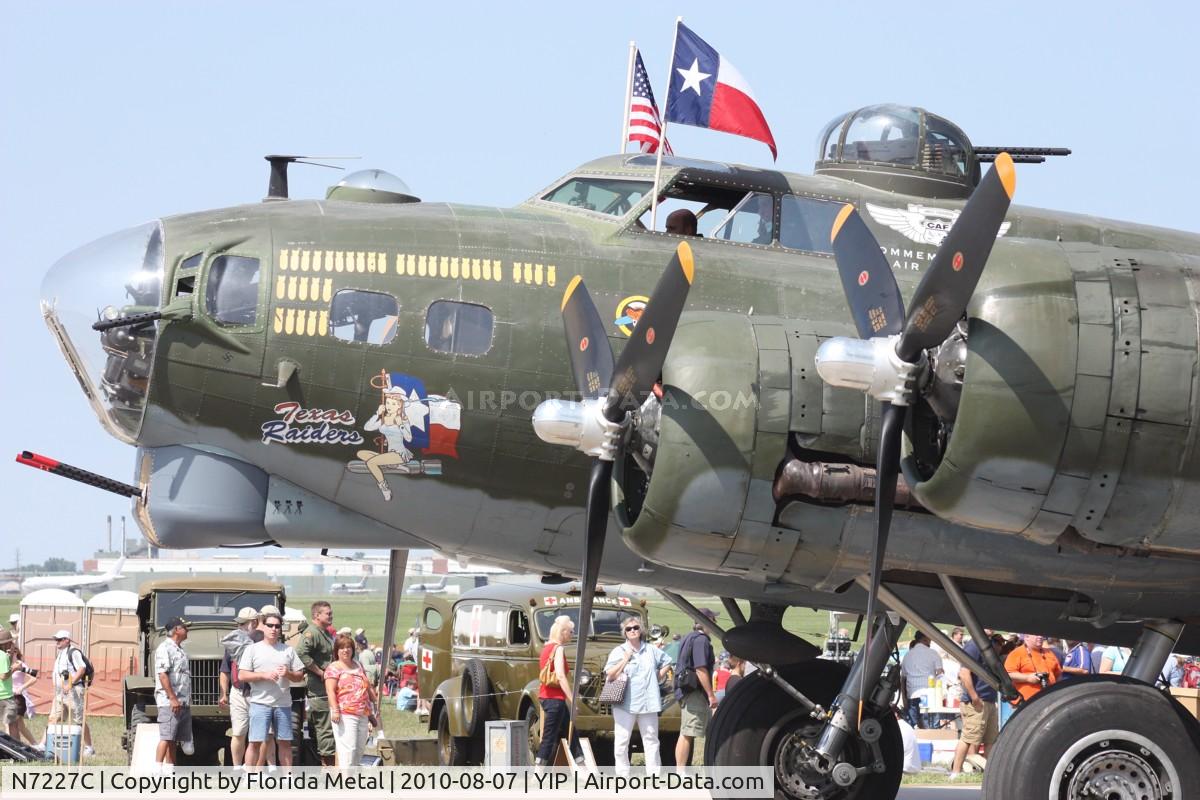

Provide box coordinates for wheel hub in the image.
[1062,739,1169,800]
[774,720,866,800]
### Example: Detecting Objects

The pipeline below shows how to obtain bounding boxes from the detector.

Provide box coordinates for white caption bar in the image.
[1,767,774,799]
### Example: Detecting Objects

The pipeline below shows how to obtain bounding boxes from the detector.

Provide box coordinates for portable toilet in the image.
[84,591,139,716]
[19,589,86,714]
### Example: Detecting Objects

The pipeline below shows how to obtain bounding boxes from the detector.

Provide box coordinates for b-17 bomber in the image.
[23,104,1200,799]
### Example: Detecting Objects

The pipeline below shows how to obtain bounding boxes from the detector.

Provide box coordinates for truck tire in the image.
[437,709,471,766]
[125,704,150,762]
[524,702,542,765]
[461,659,491,737]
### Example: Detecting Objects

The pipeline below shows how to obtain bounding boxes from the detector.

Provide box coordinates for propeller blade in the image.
[830,204,904,340]
[858,401,907,721]
[561,275,616,400]
[605,242,695,419]
[570,458,614,721]
[897,153,1016,362]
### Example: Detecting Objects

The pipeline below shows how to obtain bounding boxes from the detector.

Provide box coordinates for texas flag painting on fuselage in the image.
[664,22,777,160]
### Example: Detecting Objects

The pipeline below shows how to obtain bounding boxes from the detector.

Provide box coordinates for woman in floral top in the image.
[324,633,377,768]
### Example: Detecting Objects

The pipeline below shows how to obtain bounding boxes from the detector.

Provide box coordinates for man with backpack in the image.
[49,630,94,757]
[673,608,719,770]
[219,607,260,768]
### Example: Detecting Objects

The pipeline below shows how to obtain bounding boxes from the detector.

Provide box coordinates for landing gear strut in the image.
[705,660,902,800]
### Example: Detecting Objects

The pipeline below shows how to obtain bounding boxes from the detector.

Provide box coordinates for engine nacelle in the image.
[619,311,864,578]
[914,244,1200,553]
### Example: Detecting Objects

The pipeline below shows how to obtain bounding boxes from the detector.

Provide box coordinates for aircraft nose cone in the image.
[41,220,165,443]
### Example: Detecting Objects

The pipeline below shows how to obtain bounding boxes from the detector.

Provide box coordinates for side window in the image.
[779,196,843,255]
[330,289,399,345]
[508,610,530,646]
[452,603,507,648]
[709,192,775,245]
[175,253,202,298]
[425,301,494,356]
[423,607,443,632]
[205,255,261,325]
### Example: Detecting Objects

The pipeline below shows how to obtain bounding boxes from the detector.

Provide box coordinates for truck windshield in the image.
[155,591,278,626]
[534,607,642,639]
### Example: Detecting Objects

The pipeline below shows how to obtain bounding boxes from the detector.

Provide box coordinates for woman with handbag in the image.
[604,617,673,772]
[536,615,582,766]
[325,633,378,768]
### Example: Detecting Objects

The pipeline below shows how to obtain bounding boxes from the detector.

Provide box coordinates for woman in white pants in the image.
[325,633,377,768]
[604,617,673,772]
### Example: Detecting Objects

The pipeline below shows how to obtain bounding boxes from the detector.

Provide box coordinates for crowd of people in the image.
[895,627,1200,779]
[157,601,404,774]
[536,606,740,773]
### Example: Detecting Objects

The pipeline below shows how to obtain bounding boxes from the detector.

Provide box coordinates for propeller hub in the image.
[532,398,623,460]
[814,335,924,406]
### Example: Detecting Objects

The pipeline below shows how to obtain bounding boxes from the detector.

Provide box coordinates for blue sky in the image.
[1,3,1196,566]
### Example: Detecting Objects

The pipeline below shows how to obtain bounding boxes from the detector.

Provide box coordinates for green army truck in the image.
[418,583,679,766]
[121,578,293,765]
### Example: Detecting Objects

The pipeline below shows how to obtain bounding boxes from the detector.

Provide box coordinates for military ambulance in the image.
[418,583,679,765]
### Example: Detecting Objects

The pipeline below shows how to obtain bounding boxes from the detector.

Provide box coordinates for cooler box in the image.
[46,724,81,763]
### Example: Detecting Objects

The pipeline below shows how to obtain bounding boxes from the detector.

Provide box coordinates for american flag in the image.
[628,50,672,155]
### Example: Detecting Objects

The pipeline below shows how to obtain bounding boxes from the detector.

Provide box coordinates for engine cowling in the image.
[618,311,867,578]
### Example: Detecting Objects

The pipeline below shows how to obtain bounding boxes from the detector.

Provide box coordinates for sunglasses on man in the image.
[624,625,641,632]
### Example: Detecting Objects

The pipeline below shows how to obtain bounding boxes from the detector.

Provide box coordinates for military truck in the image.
[418,583,679,766]
[121,578,294,765]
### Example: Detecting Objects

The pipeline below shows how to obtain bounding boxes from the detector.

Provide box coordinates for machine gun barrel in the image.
[974,146,1071,160]
[15,451,142,498]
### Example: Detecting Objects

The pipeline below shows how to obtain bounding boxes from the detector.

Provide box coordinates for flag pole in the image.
[650,17,682,231]
[620,41,636,153]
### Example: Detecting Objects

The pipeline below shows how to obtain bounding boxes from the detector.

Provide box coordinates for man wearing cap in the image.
[154,617,192,772]
[50,631,94,756]
[219,607,259,768]
[674,608,719,770]
[7,614,18,640]
[240,612,304,770]
[295,601,336,766]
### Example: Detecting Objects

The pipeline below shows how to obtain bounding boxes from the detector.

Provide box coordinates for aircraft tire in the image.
[436,709,471,766]
[704,659,902,800]
[982,677,1200,799]
[461,658,492,737]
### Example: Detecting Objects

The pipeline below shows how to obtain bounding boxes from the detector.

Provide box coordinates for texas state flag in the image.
[664,23,777,160]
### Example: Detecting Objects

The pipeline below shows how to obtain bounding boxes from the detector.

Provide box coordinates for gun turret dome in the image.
[815,104,977,199]
[326,169,420,204]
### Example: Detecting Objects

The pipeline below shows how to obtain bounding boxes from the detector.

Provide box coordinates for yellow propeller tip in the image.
[561,275,583,312]
[995,152,1016,199]
[831,203,855,244]
[676,241,695,285]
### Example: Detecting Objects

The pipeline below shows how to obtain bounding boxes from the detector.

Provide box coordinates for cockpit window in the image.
[779,195,842,255]
[330,289,399,345]
[205,255,260,326]
[843,105,920,166]
[709,192,774,245]
[542,178,650,216]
